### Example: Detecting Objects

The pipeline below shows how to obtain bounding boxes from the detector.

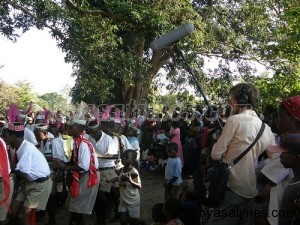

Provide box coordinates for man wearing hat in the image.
[268,133,300,225]
[87,120,119,225]
[2,122,52,225]
[17,112,38,146]
[53,117,99,225]
[25,117,35,132]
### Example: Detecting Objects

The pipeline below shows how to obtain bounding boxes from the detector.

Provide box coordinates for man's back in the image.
[211,110,275,198]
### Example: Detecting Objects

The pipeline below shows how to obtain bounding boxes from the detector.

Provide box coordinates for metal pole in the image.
[174,45,223,130]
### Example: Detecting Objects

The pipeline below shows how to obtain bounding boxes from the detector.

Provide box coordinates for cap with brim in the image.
[34,124,48,131]
[268,133,300,154]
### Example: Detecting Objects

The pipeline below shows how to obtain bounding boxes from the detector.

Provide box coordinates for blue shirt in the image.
[165,157,182,185]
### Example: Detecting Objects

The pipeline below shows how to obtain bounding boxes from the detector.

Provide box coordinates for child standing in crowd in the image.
[164,142,183,200]
[170,121,183,167]
[114,150,142,225]
[126,127,141,170]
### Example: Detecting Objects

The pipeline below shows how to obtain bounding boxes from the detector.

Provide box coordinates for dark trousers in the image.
[208,189,255,225]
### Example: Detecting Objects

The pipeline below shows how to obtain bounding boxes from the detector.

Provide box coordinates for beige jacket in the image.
[211,110,275,198]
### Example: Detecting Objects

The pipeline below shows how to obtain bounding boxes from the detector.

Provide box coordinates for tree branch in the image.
[65,0,132,23]
[6,0,66,41]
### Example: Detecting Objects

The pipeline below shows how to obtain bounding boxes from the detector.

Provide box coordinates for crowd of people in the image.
[0,83,299,225]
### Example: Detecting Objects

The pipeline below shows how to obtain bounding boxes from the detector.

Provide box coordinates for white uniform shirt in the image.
[25,124,35,132]
[211,110,275,198]
[77,141,99,172]
[16,140,51,181]
[24,127,38,145]
[95,132,118,168]
[50,138,68,162]
[112,135,133,152]
[261,154,293,225]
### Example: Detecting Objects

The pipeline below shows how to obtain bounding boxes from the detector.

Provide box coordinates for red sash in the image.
[70,135,99,198]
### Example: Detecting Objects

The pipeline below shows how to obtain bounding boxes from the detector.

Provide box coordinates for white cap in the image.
[68,119,86,126]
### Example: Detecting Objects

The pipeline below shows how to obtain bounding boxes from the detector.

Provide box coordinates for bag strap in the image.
[231,122,265,166]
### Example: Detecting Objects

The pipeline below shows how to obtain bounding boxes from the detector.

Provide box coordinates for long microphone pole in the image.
[173,44,223,130]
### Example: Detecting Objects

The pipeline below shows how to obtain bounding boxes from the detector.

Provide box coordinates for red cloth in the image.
[70,135,99,198]
[282,95,300,120]
[0,140,10,207]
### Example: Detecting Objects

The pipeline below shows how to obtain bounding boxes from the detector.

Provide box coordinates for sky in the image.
[0,28,75,95]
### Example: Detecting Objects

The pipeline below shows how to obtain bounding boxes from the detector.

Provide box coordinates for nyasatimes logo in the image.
[91,100,254,123]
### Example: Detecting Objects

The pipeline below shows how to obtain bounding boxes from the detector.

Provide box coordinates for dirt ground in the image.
[38,169,165,225]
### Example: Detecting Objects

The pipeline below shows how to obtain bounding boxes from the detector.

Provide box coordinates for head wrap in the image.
[281,95,300,120]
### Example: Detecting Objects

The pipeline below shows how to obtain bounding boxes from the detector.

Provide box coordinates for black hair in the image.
[172,120,179,128]
[164,198,182,220]
[87,120,99,128]
[152,203,167,223]
[124,149,137,160]
[48,125,59,138]
[74,123,86,132]
[166,142,178,153]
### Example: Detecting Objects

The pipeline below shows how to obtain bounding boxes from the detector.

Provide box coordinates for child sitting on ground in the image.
[150,203,167,225]
[111,150,143,225]
[164,198,184,225]
[164,142,183,200]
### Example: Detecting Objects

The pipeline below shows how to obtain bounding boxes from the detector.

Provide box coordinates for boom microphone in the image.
[150,23,194,51]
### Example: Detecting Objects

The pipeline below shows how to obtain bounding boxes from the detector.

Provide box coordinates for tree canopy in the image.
[1,0,300,111]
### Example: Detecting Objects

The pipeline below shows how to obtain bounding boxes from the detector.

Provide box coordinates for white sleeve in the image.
[107,137,118,155]
[261,156,291,184]
[121,136,133,150]
[16,149,32,174]
[77,142,91,171]
[211,117,236,160]
[24,128,38,145]
[51,139,68,162]
[131,140,140,150]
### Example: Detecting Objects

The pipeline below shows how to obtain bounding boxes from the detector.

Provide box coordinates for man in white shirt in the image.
[34,124,66,225]
[87,120,119,225]
[3,122,52,225]
[53,118,100,225]
[208,83,275,225]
